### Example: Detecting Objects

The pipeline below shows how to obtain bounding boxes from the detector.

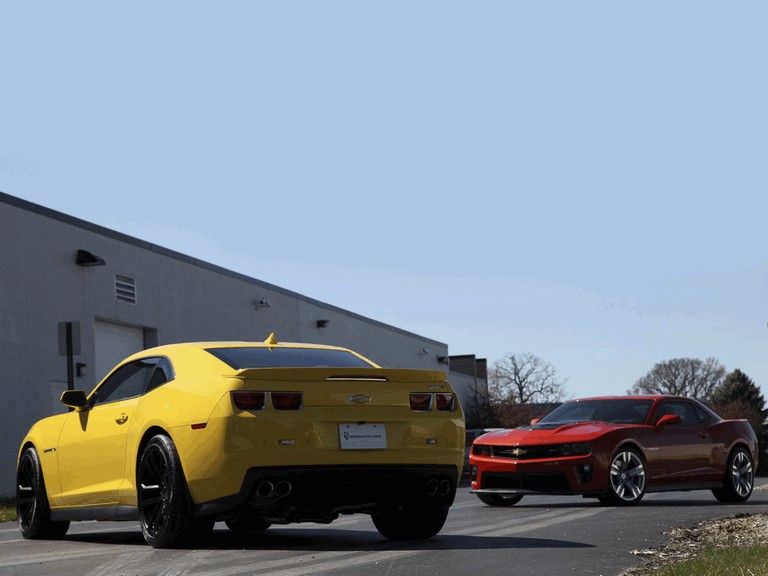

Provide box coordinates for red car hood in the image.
[477,421,627,445]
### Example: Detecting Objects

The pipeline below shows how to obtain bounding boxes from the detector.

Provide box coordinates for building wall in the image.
[447,355,489,425]
[0,192,478,496]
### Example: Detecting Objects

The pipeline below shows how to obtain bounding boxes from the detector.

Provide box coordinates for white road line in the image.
[156,550,217,576]
[0,505,608,574]
[183,549,363,576]
[252,549,424,576]
[0,524,140,544]
[189,548,422,576]
[0,548,119,568]
[444,506,606,536]
[85,549,156,576]
[186,510,603,576]
[492,507,606,537]
[312,514,368,528]
[446,499,481,510]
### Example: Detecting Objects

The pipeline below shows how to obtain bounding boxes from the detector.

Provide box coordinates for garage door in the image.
[94,321,145,383]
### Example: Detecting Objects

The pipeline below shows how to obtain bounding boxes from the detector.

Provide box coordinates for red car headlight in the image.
[473,444,493,457]
[559,442,592,456]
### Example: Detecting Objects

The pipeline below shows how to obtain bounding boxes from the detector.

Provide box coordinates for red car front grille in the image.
[491,445,562,459]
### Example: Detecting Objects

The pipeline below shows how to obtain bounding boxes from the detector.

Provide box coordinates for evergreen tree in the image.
[710,369,765,408]
[709,369,766,474]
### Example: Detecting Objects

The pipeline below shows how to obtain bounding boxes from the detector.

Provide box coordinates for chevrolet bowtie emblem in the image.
[347,394,372,404]
[510,447,525,457]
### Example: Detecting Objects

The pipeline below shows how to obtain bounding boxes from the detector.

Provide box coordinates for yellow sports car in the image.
[17,335,465,547]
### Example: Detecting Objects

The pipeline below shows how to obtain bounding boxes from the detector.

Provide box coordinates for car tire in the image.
[371,505,449,540]
[476,493,524,507]
[137,434,199,548]
[16,447,70,539]
[604,447,646,506]
[225,516,271,534]
[712,446,754,503]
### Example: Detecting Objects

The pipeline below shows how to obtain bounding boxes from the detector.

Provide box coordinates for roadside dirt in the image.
[622,506,768,574]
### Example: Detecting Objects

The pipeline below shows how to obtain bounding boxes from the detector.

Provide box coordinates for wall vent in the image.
[115,274,137,304]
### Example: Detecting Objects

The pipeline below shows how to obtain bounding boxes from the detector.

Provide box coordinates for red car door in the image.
[653,400,715,483]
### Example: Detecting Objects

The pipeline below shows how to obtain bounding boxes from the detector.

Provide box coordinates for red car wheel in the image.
[476,493,524,507]
[712,447,754,503]
[605,447,646,505]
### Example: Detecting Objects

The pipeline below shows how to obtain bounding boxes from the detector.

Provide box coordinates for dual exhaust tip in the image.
[254,477,451,499]
[426,478,452,497]
[255,480,293,499]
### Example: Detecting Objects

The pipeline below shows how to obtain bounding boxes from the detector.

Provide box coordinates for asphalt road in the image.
[2,482,766,576]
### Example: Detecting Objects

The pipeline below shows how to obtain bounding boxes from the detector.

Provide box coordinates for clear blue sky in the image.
[2,2,766,399]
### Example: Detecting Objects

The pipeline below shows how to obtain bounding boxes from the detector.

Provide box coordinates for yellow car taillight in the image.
[231,391,266,410]
[409,392,456,412]
[271,392,303,411]
[435,393,455,412]
[409,393,433,411]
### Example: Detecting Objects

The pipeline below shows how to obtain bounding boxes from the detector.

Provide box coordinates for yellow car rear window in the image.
[205,347,374,369]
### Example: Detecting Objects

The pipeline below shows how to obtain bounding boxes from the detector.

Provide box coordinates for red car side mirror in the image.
[530,418,541,425]
[656,414,682,427]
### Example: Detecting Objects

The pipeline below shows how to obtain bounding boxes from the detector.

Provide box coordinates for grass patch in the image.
[0,498,16,523]
[648,545,768,576]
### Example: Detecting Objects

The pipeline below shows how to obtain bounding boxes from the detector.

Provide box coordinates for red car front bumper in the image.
[469,453,606,496]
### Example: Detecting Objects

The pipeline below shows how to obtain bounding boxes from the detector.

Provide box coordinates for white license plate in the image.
[339,423,387,450]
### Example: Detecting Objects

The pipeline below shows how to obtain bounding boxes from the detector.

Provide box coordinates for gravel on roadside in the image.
[621,511,768,575]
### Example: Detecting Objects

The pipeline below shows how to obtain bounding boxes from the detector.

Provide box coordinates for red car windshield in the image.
[537,399,654,426]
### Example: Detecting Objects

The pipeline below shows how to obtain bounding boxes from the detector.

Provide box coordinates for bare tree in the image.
[629,357,726,398]
[489,352,566,405]
[487,353,566,428]
[464,379,499,429]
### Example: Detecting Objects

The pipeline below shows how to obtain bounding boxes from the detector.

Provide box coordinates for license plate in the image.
[339,423,387,450]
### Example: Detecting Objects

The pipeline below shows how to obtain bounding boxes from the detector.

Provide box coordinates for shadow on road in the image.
[471,496,768,510]
[62,528,595,551]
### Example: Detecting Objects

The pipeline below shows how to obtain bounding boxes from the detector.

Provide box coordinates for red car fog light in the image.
[271,392,303,410]
[435,393,455,412]
[577,463,593,483]
[231,391,266,411]
[409,393,433,411]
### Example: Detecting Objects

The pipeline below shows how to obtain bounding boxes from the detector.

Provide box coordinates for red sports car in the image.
[469,396,758,506]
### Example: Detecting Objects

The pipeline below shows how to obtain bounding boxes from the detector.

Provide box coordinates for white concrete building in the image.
[0,191,487,496]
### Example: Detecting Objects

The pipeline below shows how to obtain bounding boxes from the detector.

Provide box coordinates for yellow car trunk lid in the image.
[235,367,452,408]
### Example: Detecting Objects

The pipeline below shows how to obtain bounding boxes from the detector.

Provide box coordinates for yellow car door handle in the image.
[115,413,129,424]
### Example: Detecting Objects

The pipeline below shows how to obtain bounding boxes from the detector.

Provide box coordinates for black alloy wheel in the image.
[137,435,199,548]
[16,447,70,539]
